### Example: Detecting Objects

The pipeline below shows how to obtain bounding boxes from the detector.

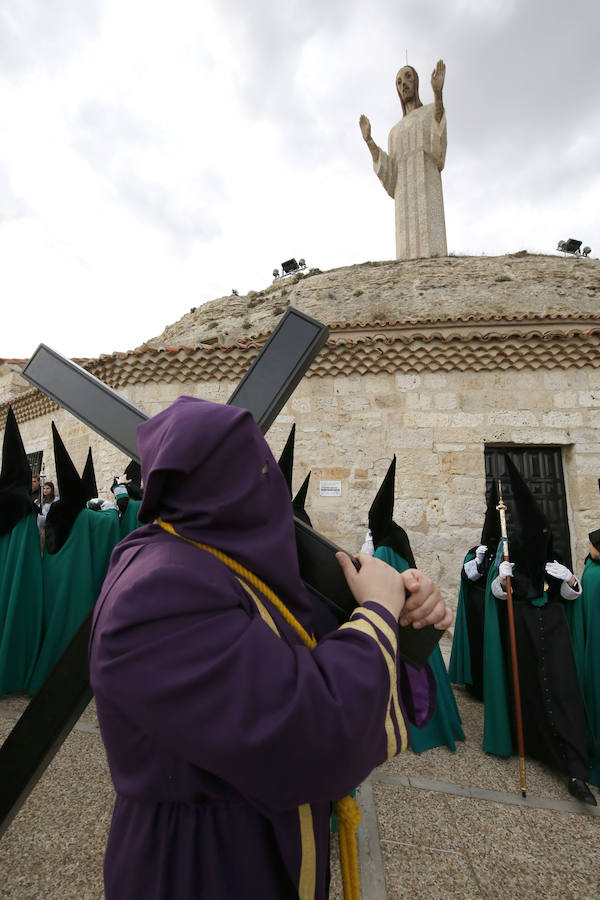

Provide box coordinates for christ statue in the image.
[360,60,448,260]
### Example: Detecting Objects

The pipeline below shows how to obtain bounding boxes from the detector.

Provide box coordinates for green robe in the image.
[27,507,120,695]
[562,574,587,699]
[119,498,142,540]
[374,545,464,753]
[0,514,44,695]
[582,557,600,786]
[482,557,514,756]
[448,550,475,688]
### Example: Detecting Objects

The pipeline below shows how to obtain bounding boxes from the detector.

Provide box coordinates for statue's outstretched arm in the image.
[431,60,445,124]
[359,114,380,164]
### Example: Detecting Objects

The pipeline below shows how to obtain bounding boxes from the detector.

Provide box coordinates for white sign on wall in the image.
[319,480,342,497]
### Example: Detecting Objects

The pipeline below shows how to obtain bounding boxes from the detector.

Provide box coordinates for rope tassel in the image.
[333,795,362,900]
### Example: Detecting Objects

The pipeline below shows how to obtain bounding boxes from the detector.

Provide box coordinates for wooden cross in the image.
[0,308,439,835]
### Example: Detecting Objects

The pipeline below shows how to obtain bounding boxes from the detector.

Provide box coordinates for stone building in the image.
[1,253,599,606]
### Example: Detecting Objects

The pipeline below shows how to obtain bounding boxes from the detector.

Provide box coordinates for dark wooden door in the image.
[484,446,572,568]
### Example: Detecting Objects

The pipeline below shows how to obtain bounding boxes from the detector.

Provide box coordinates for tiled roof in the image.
[2,315,600,426]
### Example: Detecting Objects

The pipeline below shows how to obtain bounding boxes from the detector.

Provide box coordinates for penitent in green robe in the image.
[0,514,44,695]
[582,557,600,786]
[27,507,120,695]
[374,545,465,753]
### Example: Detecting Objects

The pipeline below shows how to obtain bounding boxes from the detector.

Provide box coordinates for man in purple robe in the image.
[90,397,452,900]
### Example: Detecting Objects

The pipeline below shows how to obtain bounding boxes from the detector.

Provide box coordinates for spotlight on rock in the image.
[556,238,591,257]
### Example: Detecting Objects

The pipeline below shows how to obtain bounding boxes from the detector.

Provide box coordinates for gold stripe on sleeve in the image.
[351,607,397,656]
[345,609,407,753]
[339,618,407,758]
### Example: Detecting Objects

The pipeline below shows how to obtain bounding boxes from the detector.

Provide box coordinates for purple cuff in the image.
[399,661,437,729]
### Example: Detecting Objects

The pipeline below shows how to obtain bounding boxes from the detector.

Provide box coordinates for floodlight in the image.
[557,240,566,251]
[273,268,280,278]
[298,258,306,269]
[281,258,299,274]
[583,247,591,257]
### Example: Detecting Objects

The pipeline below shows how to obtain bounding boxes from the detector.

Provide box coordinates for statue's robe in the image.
[27,507,120,695]
[90,525,436,899]
[581,557,600,786]
[0,513,44,695]
[375,545,464,753]
[374,103,447,260]
[482,553,590,780]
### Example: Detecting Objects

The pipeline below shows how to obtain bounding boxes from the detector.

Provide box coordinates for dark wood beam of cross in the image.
[0,308,440,837]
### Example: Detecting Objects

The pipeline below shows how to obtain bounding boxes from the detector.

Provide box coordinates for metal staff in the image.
[496,480,527,798]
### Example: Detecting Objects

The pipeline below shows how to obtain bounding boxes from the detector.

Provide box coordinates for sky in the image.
[1,0,599,360]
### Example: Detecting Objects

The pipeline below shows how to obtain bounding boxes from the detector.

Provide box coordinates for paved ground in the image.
[1,634,599,899]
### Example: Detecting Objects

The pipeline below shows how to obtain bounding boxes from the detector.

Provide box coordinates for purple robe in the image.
[90,397,435,899]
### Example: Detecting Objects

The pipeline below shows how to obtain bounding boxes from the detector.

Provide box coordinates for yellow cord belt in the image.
[156,518,362,900]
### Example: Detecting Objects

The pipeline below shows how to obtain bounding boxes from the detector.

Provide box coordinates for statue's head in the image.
[396,66,423,116]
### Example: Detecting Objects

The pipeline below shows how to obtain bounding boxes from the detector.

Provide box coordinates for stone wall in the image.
[2,254,599,610]
[4,361,598,613]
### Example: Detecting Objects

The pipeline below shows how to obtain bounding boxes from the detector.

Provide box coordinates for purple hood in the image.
[137,396,313,618]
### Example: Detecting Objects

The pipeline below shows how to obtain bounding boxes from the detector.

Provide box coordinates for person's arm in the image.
[92,554,401,810]
[92,547,448,811]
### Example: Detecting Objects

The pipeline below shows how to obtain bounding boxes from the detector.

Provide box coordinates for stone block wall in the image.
[10,361,596,612]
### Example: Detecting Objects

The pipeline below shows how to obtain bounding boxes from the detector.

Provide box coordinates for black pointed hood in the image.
[480,479,501,549]
[293,471,312,527]
[502,454,553,597]
[589,529,600,553]
[277,424,296,498]
[44,422,87,553]
[81,448,98,501]
[368,456,416,567]
[124,459,143,500]
[0,406,36,534]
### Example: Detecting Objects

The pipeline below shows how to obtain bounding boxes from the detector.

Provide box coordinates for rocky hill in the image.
[146,253,600,348]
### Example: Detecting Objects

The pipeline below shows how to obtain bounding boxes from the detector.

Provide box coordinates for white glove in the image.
[499,561,514,580]
[475,545,487,565]
[464,558,482,581]
[360,530,375,556]
[87,498,118,512]
[545,560,573,582]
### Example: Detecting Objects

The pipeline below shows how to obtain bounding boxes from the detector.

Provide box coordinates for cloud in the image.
[73,100,225,246]
[0,0,102,74]
[0,0,599,358]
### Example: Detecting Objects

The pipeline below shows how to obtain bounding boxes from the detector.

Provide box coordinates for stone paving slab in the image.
[1,682,599,898]
[0,716,112,899]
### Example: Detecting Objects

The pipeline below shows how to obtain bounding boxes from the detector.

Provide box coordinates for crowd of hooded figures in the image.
[449,453,600,806]
[1,400,600,897]
[0,398,600,897]
[0,407,143,697]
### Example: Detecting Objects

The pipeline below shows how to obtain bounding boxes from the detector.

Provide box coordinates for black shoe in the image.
[568,777,598,806]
